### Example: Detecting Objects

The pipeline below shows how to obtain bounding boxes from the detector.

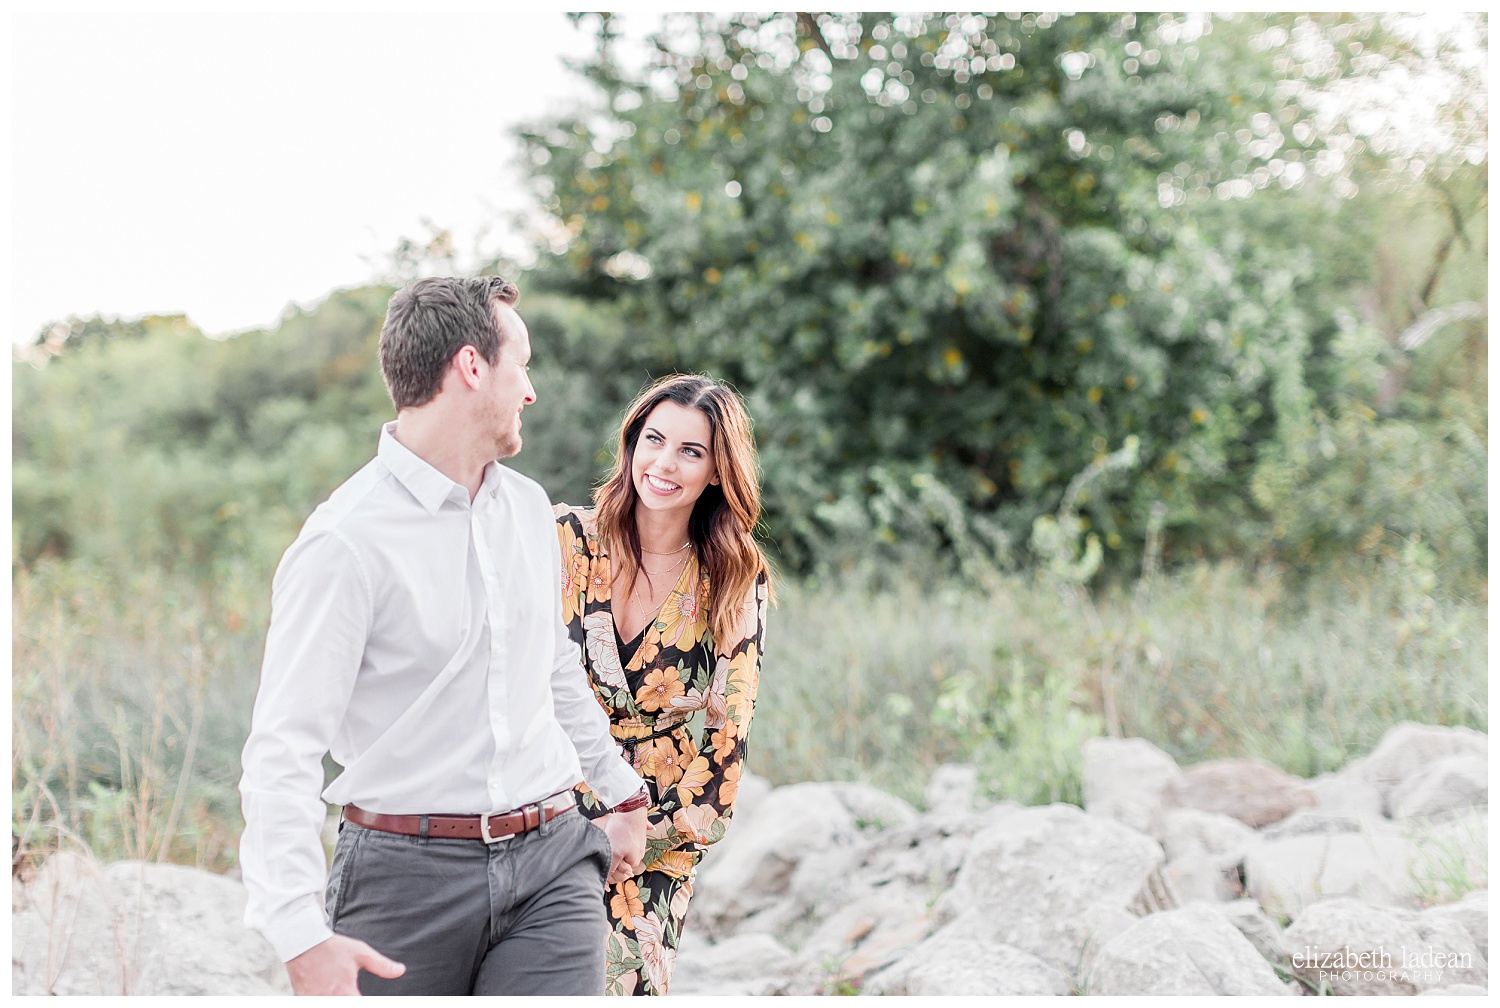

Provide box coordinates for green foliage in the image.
[519,11,1470,576]
[752,557,1485,807]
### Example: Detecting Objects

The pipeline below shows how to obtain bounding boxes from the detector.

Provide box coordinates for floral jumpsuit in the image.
[554,505,767,996]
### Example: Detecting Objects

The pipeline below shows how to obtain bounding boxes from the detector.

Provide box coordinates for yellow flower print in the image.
[709,723,736,761]
[559,532,588,625]
[635,667,685,712]
[626,635,660,673]
[609,879,644,929]
[654,848,700,879]
[675,755,713,806]
[654,573,708,650]
[725,643,760,730]
[585,556,611,605]
[638,736,686,788]
[672,802,720,844]
[718,759,742,808]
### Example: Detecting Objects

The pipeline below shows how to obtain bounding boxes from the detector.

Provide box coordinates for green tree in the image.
[519,14,1373,571]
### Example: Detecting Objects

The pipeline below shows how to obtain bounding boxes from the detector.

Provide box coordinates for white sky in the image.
[10,11,627,342]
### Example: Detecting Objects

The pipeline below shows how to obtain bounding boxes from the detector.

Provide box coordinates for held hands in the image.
[286,934,405,996]
[597,804,649,885]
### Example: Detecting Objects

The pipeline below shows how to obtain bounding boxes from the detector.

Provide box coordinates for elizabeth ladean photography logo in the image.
[1291,944,1474,985]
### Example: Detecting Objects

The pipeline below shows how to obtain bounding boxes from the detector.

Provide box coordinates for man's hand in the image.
[286,934,405,996]
[597,805,649,885]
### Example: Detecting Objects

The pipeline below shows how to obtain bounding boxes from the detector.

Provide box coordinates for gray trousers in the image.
[325,806,613,995]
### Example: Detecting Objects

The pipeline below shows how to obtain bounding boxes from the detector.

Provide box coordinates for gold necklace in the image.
[630,553,689,625]
[641,540,690,556]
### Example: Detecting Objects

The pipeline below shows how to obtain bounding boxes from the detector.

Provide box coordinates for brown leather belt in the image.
[343,791,576,844]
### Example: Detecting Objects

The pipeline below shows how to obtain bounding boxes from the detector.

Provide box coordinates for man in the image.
[239,276,649,995]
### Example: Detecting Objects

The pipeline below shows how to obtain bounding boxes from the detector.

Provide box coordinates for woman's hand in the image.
[596,805,649,884]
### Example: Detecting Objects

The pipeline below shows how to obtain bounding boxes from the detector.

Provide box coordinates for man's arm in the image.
[239,529,375,964]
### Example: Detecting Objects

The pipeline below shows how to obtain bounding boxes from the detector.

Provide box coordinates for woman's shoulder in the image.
[553,502,600,538]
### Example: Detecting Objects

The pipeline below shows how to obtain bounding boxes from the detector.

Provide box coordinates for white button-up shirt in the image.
[239,422,643,962]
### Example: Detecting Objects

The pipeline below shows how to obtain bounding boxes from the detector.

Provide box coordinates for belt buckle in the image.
[480,812,514,845]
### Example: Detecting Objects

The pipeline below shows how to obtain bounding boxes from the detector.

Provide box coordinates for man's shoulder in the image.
[298,457,392,542]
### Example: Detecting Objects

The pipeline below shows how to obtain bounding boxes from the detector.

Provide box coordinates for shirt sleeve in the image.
[668,569,768,847]
[238,528,372,962]
[547,507,643,809]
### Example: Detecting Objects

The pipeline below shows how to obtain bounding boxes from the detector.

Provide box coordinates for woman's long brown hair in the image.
[594,374,770,651]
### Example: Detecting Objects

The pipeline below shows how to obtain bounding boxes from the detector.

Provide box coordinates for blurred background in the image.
[11,12,1487,872]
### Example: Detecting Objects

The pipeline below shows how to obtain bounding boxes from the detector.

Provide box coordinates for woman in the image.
[555,374,770,996]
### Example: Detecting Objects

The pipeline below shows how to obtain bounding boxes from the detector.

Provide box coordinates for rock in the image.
[1165,759,1316,828]
[1158,808,1259,861]
[1086,904,1292,995]
[1283,897,1488,995]
[1158,808,1257,902]
[1423,891,1488,961]
[691,782,866,937]
[1393,755,1488,820]
[864,919,1071,996]
[11,852,290,995]
[1244,811,1487,920]
[1212,898,1292,973]
[696,770,773,876]
[932,803,1166,981]
[1082,736,1183,834]
[1347,722,1487,817]
[1261,809,1371,840]
[824,781,919,834]
[670,932,796,996]
[922,763,980,815]
[784,886,932,993]
[731,770,774,822]
[1420,983,1489,995]
[1309,769,1387,819]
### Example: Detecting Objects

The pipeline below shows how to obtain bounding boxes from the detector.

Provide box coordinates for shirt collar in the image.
[377,421,486,515]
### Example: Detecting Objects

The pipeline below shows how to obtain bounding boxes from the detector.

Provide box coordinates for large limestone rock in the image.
[864,919,1071,996]
[922,763,980,816]
[1082,736,1183,834]
[690,782,859,935]
[1283,897,1488,995]
[11,853,290,995]
[1261,808,1371,840]
[1211,898,1293,974]
[1244,811,1488,919]
[1308,769,1387,819]
[1346,722,1488,818]
[1085,904,1293,995]
[1164,759,1316,828]
[932,803,1167,981]
[1423,890,1489,962]
[1392,754,1488,820]
[670,932,796,996]
[1157,808,1258,903]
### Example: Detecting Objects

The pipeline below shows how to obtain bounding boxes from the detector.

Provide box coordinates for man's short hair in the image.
[378,275,520,410]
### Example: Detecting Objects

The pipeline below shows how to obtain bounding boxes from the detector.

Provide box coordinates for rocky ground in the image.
[670,720,1487,996]
[10,721,1487,995]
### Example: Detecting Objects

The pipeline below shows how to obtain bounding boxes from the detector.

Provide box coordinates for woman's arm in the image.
[667,569,768,848]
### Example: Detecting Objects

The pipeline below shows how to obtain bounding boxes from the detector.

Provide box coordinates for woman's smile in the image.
[644,473,680,495]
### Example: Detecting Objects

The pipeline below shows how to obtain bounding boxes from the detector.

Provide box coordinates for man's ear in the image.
[452,345,484,391]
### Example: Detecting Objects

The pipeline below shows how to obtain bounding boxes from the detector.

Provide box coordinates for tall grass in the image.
[12,559,268,872]
[752,554,1486,807]
[11,551,1486,869]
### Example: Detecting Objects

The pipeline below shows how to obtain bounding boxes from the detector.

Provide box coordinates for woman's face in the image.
[631,400,718,522]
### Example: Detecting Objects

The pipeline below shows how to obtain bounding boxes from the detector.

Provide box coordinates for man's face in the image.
[480,302,535,460]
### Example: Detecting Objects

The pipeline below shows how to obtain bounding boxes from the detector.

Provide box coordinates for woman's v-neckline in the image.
[606,553,697,671]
